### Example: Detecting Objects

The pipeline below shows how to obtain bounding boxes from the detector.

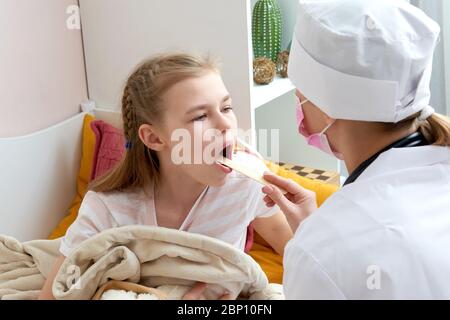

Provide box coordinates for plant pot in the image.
[252,0,283,63]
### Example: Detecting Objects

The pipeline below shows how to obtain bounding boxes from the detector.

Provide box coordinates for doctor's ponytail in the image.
[416,113,450,147]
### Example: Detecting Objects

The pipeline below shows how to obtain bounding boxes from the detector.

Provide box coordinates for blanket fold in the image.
[0,226,284,300]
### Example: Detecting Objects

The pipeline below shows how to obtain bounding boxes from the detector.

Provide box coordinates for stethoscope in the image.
[343,131,430,186]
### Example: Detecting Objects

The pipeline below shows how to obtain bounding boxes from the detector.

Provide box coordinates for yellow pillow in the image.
[265,161,338,207]
[248,162,339,283]
[48,114,96,239]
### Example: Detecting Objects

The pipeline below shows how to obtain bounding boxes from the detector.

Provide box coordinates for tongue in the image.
[217,161,232,173]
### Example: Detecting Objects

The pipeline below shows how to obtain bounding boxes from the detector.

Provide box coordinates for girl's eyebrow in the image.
[185,95,232,115]
[186,105,208,115]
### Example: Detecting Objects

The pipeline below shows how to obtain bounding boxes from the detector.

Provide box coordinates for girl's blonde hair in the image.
[90,53,220,193]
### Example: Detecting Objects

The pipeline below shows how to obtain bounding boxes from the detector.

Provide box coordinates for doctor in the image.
[261,0,450,299]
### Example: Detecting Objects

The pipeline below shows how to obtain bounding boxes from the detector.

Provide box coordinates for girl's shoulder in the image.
[82,186,151,216]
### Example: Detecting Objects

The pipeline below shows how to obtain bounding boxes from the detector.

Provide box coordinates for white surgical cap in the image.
[288,0,441,123]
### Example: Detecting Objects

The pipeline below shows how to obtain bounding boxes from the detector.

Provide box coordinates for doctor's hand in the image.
[262,171,317,233]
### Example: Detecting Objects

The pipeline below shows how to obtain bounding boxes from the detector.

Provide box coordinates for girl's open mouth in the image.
[215,144,233,174]
[222,144,233,160]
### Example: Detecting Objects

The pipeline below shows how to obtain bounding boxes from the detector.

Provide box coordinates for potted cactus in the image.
[252,0,283,63]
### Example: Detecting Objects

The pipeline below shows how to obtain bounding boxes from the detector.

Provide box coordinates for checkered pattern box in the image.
[278,162,340,186]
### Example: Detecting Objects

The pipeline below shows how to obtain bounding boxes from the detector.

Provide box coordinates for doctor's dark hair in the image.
[415,112,450,147]
[89,53,220,193]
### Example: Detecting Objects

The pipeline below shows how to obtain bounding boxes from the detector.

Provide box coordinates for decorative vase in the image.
[252,0,283,63]
[276,50,290,78]
[253,57,276,85]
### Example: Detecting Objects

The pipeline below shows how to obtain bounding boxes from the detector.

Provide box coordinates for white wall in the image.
[255,92,340,172]
[0,0,88,138]
[79,0,254,133]
[410,0,449,116]
[444,0,450,116]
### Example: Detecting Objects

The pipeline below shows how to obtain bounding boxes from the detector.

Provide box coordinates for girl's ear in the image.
[138,124,167,152]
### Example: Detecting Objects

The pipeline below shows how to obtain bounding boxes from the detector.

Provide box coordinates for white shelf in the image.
[251,75,295,110]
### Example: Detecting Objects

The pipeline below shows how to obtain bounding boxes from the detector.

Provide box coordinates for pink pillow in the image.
[89,119,254,253]
[244,223,254,253]
[90,120,126,181]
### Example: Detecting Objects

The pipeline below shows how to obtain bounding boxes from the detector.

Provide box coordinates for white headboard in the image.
[0,109,122,241]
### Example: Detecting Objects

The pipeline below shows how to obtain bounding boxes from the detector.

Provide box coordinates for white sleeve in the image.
[59,191,117,257]
[247,180,280,219]
[283,243,346,300]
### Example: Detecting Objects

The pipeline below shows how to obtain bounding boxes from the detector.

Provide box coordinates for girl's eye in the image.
[193,114,207,122]
[222,106,233,113]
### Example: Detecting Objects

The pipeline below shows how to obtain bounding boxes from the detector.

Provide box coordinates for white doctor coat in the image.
[283,145,450,299]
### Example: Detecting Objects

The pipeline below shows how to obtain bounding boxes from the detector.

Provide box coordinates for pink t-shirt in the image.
[60,169,279,257]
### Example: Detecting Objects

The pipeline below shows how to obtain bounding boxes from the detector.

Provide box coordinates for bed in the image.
[0,108,338,290]
[0,108,122,241]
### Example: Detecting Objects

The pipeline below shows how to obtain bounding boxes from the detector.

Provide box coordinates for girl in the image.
[39,53,293,299]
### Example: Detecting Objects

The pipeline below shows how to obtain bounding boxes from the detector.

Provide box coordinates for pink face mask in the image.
[296,97,343,159]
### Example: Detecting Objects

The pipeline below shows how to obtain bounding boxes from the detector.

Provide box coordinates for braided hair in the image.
[122,86,136,149]
[89,53,220,193]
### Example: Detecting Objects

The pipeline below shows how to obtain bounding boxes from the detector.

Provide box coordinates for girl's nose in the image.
[216,113,233,134]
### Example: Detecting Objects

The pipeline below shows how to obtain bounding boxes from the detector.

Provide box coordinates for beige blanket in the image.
[0,226,283,300]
